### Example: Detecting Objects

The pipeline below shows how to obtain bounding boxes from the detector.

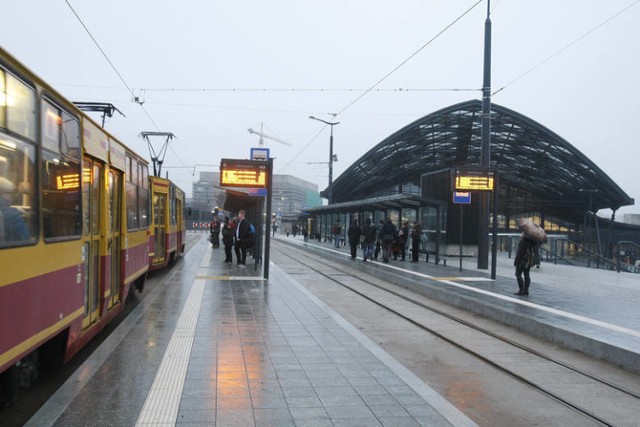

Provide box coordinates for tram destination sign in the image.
[220,158,269,188]
[452,167,495,192]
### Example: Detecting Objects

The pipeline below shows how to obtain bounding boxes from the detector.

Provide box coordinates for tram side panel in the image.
[0,48,151,380]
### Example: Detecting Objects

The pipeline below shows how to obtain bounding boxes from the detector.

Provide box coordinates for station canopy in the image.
[327,99,633,223]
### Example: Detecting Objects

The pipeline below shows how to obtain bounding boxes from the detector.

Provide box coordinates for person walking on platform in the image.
[514,233,537,295]
[331,220,342,248]
[302,224,309,242]
[234,209,251,266]
[221,216,235,263]
[380,217,397,263]
[373,219,384,260]
[347,219,361,260]
[410,221,422,262]
[398,221,409,261]
[361,218,377,262]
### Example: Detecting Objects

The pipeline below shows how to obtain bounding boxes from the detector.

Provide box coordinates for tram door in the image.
[107,169,122,307]
[82,158,102,327]
[153,192,167,265]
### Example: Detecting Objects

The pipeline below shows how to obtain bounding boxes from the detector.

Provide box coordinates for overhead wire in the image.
[277,0,484,176]
[493,0,640,96]
[64,0,192,176]
[334,0,483,118]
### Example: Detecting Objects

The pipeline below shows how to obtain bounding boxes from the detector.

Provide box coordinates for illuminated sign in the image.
[56,173,80,190]
[220,159,269,188]
[453,168,495,192]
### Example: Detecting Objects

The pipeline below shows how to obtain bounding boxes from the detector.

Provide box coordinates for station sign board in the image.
[452,167,495,192]
[250,147,270,161]
[220,158,269,188]
[453,191,471,204]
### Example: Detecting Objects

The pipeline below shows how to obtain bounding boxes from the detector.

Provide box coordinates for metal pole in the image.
[478,0,492,270]
[329,125,334,205]
[459,204,463,272]
[491,172,499,279]
[264,158,273,280]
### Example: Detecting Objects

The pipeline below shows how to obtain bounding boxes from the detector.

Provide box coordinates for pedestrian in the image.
[410,221,422,262]
[221,216,235,263]
[347,219,361,259]
[292,224,298,238]
[302,224,309,242]
[332,220,342,248]
[373,219,384,260]
[380,217,397,263]
[361,218,376,262]
[397,221,409,261]
[234,209,251,266]
[285,227,290,238]
[210,218,220,248]
[514,233,537,295]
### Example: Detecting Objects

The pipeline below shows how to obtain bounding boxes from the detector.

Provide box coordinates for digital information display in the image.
[453,168,495,192]
[220,159,269,188]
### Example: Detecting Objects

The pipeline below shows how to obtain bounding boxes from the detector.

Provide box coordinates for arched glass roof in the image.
[328,100,633,222]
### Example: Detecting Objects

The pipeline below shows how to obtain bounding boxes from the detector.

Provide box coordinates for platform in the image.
[277,234,640,374]
[26,236,476,427]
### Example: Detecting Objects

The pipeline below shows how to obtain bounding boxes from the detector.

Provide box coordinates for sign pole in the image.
[264,157,273,280]
[459,204,463,272]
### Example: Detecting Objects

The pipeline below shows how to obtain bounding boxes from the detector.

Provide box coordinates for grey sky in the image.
[2,1,639,216]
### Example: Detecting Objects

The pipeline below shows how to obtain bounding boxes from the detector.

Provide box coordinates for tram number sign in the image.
[220,159,269,188]
[453,168,495,192]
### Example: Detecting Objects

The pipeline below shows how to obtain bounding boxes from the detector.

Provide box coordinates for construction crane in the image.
[247,123,293,147]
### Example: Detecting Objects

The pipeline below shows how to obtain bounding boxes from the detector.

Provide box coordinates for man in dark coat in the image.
[410,222,422,262]
[361,218,377,262]
[347,219,361,260]
[379,218,397,263]
[234,209,251,266]
[514,233,537,295]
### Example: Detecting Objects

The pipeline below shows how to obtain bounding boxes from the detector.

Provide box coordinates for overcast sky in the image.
[2,1,639,216]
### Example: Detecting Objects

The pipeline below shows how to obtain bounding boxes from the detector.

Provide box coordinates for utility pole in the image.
[309,116,339,204]
[478,1,492,270]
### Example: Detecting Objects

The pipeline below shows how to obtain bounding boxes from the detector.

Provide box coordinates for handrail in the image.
[614,240,640,273]
[553,238,623,271]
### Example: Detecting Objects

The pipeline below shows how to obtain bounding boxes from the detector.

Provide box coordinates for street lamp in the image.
[309,116,340,204]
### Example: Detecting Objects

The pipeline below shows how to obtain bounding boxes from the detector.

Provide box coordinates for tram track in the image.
[274,240,640,426]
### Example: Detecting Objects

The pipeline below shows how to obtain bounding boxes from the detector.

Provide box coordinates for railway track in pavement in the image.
[273,240,640,426]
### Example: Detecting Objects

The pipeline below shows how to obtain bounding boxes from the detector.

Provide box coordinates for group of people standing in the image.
[210,209,253,266]
[342,218,424,264]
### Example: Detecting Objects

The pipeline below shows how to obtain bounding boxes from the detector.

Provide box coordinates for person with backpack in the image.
[234,209,252,266]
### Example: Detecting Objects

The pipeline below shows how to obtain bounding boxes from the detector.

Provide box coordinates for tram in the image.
[0,46,184,406]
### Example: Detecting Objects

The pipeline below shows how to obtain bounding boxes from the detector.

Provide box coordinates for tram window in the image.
[42,100,80,159]
[1,70,37,140]
[42,150,81,240]
[126,155,139,230]
[0,134,37,247]
[139,164,149,228]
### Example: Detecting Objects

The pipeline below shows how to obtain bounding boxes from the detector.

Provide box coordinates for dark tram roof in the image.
[328,99,633,220]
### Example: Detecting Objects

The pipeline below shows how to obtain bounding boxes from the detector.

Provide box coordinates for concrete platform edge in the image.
[283,239,640,374]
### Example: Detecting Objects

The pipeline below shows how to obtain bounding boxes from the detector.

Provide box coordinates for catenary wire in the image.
[493,0,640,96]
[65,0,191,174]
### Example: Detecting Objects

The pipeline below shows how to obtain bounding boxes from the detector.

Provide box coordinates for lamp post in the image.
[309,116,339,204]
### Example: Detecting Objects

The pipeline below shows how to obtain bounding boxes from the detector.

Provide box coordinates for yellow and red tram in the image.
[148,175,186,272]
[0,47,185,403]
